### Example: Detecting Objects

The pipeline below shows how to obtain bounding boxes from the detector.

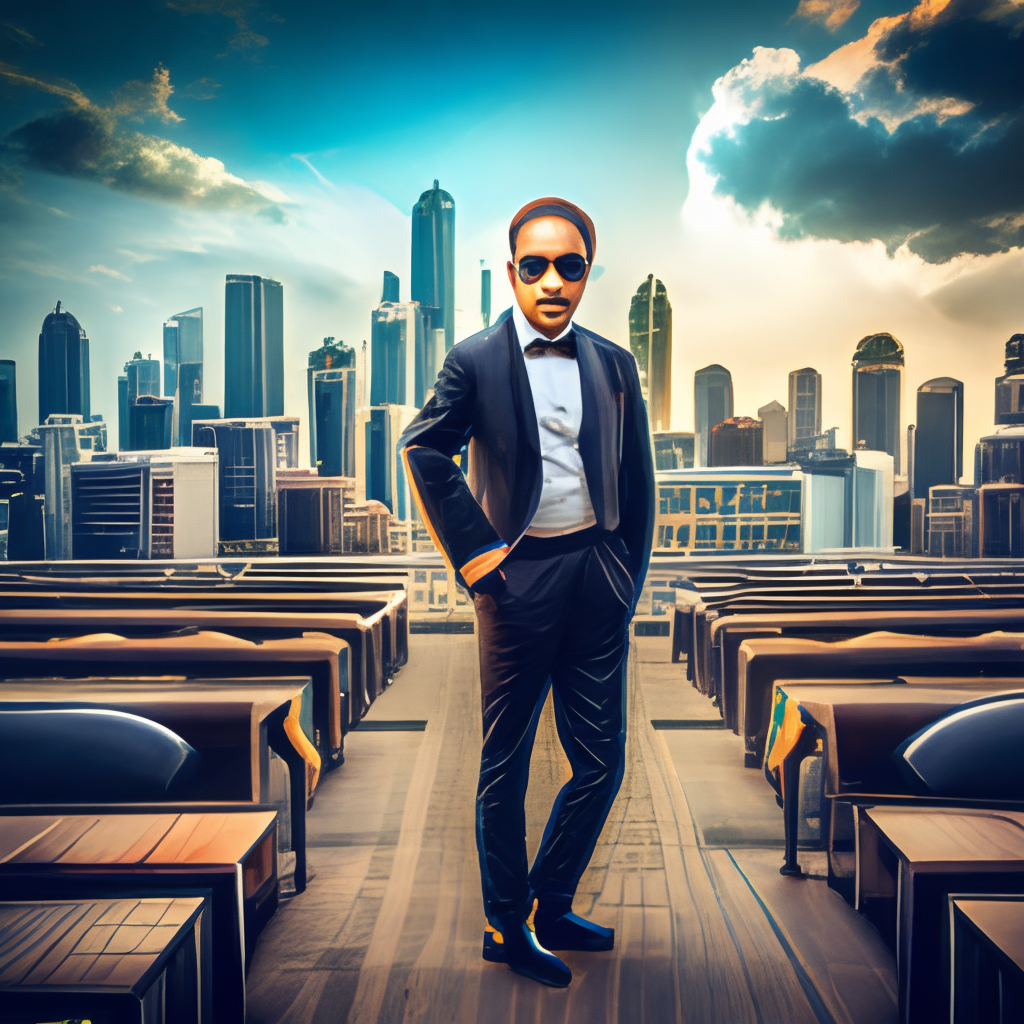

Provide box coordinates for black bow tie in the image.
[524,331,576,360]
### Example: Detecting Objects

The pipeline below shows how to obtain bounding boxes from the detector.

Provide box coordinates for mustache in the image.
[535,297,571,307]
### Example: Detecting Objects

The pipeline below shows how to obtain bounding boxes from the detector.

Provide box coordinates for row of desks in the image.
[0,559,411,1023]
[667,559,1024,1024]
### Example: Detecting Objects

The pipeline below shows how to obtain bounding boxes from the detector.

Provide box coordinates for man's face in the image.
[507,215,590,339]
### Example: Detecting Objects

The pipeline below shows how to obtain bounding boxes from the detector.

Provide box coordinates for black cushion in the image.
[894,691,1024,799]
[0,708,199,803]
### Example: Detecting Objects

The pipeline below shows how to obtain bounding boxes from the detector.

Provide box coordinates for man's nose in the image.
[539,264,563,291]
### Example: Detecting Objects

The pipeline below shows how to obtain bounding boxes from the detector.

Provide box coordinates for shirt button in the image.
[544,478,552,484]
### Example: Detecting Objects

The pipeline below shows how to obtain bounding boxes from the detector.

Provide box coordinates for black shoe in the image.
[482,915,572,987]
[533,910,615,952]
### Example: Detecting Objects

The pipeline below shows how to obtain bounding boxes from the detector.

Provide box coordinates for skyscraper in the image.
[313,369,357,477]
[787,367,821,447]
[758,400,788,463]
[628,275,673,432]
[0,360,17,443]
[162,307,203,398]
[694,364,734,467]
[371,300,429,407]
[481,262,491,329]
[224,274,284,418]
[307,337,356,469]
[124,352,160,406]
[117,376,129,450]
[913,377,963,498]
[38,301,90,424]
[994,333,1024,425]
[411,180,455,353]
[709,416,763,467]
[381,271,400,304]
[852,332,904,473]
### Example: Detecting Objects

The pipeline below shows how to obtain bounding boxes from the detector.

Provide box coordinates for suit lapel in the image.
[507,316,541,459]
[576,329,618,527]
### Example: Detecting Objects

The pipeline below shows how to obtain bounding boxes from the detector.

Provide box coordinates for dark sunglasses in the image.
[513,253,589,284]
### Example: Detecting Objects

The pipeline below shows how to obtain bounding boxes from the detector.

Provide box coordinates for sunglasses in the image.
[513,253,589,284]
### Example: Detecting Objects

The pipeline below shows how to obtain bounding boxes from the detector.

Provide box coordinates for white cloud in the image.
[89,264,132,281]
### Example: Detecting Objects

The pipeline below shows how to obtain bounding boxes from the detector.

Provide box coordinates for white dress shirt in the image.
[512,303,597,537]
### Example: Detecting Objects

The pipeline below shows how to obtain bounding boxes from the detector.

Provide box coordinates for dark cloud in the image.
[3,82,287,221]
[167,0,273,59]
[700,0,1024,263]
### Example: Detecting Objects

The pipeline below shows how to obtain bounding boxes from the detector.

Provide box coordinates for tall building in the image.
[709,416,763,467]
[787,367,821,447]
[411,180,455,353]
[359,404,417,520]
[313,369,357,477]
[371,300,430,407]
[117,376,129,450]
[124,352,160,406]
[628,275,673,433]
[994,333,1024,425]
[174,363,204,446]
[694,364,734,467]
[70,449,218,560]
[913,377,963,498]
[38,414,98,559]
[224,274,284,418]
[128,396,174,451]
[852,332,904,473]
[191,418,278,550]
[975,425,1024,485]
[38,301,90,424]
[979,483,1024,557]
[307,337,356,469]
[481,262,491,329]
[381,271,400,304]
[0,360,16,443]
[758,401,788,464]
[162,307,203,398]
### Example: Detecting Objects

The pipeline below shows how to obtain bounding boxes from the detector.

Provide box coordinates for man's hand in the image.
[471,567,506,598]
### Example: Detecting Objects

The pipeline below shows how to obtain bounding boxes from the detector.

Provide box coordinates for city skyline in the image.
[0,0,1019,465]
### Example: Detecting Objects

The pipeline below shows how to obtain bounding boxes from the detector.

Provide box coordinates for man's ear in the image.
[506,260,517,288]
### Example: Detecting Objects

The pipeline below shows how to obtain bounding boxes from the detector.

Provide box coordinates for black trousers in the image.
[473,525,633,922]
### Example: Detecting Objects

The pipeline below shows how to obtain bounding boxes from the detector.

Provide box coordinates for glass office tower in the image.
[124,352,161,406]
[162,307,203,398]
[994,334,1024,426]
[481,263,491,329]
[307,337,356,469]
[788,367,821,447]
[694,364,734,467]
[0,361,17,443]
[38,301,90,424]
[852,332,904,473]
[411,180,455,353]
[224,275,284,418]
[913,377,963,498]
[371,300,428,408]
[628,274,673,433]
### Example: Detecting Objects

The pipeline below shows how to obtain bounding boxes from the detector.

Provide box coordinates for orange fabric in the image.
[461,546,510,587]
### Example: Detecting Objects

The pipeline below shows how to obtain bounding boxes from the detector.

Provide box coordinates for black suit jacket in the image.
[399,309,655,611]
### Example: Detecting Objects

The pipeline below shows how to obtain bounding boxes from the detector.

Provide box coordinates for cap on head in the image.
[509,197,596,264]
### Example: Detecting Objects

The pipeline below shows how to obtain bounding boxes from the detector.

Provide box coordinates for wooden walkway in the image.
[246,633,897,1024]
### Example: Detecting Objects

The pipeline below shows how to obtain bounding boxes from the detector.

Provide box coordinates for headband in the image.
[508,198,595,264]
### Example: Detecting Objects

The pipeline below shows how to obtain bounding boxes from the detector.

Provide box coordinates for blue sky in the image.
[1,0,1021,466]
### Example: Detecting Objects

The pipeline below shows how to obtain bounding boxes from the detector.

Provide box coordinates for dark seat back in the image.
[0,707,199,803]
[895,692,1024,799]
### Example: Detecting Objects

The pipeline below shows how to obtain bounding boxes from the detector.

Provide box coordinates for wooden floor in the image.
[246,632,898,1024]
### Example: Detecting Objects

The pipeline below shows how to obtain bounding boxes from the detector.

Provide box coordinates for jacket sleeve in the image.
[617,350,656,615]
[398,345,510,588]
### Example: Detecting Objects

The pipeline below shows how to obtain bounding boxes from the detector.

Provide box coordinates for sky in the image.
[1,0,1022,470]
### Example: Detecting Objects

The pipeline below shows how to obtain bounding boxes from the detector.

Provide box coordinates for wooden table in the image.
[859,807,1024,1024]
[0,677,318,893]
[766,679,1024,879]
[952,898,1024,1024]
[0,811,277,1024]
[738,631,1024,767]
[711,606,1024,732]
[0,631,350,766]
[0,896,208,1023]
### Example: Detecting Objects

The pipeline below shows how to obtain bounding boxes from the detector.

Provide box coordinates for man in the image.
[399,197,654,987]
